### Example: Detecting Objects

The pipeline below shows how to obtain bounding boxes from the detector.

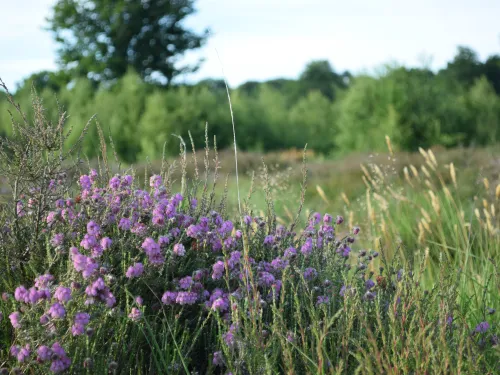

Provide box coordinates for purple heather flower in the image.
[40,314,49,325]
[80,234,97,250]
[86,221,100,236]
[475,321,490,333]
[122,175,133,186]
[336,215,344,225]
[243,215,252,226]
[35,274,54,288]
[176,291,198,305]
[46,211,57,224]
[213,351,224,366]
[365,279,375,290]
[179,276,193,290]
[109,176,120,190]
[100,237,112,250]
[37,345,52,362]
[135,296,143,306]
[316,295,330,306]
[128,307,142,321]
[364,291,376,301]
[323,214,332,223]
[48,302,66,319]
[14,286,28,303]
[161,291,178,305]
[284,247,297,259]
[259,271,275,287]
[353,226,360,235]
[158,235,170,247]
[263,235,275,246]
[212,261,225,280]
[51,233,64,247]
[16,345,30,363]
[304,267,318,281]
[118,217,131,230]
[312,212,321,225]
[150,175,162,188]
[50,342,71,373]
[228,251,241,269]
[54,286,72,303]
[79,175,92,190]
[9,312,21,328]
[173,243,185,256]
[125,263,144,278]
[301,238,313,256]
[212,297,229,312]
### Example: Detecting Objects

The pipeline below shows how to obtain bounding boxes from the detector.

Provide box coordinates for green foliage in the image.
[47,0,209,85]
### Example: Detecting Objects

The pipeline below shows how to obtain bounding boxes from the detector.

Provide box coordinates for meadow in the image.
[0,90,500,375]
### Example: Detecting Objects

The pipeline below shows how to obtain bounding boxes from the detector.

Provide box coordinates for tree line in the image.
[0,0,499,161]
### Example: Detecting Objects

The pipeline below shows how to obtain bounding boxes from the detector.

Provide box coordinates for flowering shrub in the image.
[0,90,498,374]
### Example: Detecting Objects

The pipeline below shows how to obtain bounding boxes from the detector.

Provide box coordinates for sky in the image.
[0,0,499,89]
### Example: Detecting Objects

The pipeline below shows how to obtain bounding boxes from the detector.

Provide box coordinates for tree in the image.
[47,0,209,85]
[299,60,348,100]
[439,46,483,88]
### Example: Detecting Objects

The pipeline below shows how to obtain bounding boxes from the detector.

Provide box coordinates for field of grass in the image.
[1,94,500,374]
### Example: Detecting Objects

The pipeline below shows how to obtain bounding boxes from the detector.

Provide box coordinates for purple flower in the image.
[228,251,241,269]
[54,286,72,303]
[365,279,375,290]
[14,286,28,303]
[80,234,97,250]
[16,345,30,363]
[50,342,71,373]
[126,263,144,279]
[37,345,52,362]
[128,307,142,321]
[118,217,131,230]
[211,297,229,312]
[475,321,490,333]
[213,351,224,366]
[323,214,332,223]
[173,243,185,256]
[316,295,330,306]
[86,221,101,236]
[311,212,321,225]
[353,226,360,235]
[40,314,49,325]
[79,175,92,190]
[150,175,162,188]
[304,267,318,281]
[35,274,54,288]
[176,291,198,305]
[243,215,252,226]
[75,312,90,325]
[161,291,178,305]
[48,302,66,319]
[9,312,21,328]
[336,215,344,225]
[51,233,64,247]
[301,238,313,256]
[284,247,297,259]
[179,276,193,290]
[259,271,275,287]
[212,261,225,280]
[100,237,112,250]
[109,176,121,190]
[263,235,275,246]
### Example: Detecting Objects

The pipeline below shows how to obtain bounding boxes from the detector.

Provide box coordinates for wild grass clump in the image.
[0,86,499,374]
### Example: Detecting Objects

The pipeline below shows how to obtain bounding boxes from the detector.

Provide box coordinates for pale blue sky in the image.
[1,0,499,89]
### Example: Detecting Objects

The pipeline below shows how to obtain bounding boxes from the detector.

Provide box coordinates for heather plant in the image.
[1,86,499,374]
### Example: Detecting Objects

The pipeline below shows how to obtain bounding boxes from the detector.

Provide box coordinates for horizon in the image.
[0,0,499,90]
